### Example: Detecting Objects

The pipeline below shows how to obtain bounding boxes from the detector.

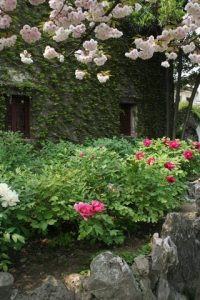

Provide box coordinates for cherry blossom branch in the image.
[65,0,121,58]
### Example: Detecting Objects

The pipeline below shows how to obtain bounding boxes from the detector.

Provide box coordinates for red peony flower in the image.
[183,150,193,160]
[146,157,155,165]
[167,140,180,149]
[166,176,175,183]
[192,141,200,151]
[135,152,144,160]
[164,162,175,171]
[143,139,152,147]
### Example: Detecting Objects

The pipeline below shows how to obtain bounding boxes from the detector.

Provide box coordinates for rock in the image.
[186,178,200,211]
[0,272,14,300]
[83,251,142,300]
[161,212,200,299]
[132,256,156,300]
[151,234,178,274]
[156,275,187,300]
[134,255,150,277]
[15,276,74,300]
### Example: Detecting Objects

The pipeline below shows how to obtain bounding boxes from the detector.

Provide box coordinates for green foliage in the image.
[0,131,34,171]
[179,101,200,121]
[0,133,199,269]
[114,243,151,265]
[84,137,135,157]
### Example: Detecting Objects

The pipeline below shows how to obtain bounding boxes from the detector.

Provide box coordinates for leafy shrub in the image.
[36,140,78,167]
[84,137,135,157]
[0,134,199,269]
[0,131,33,171]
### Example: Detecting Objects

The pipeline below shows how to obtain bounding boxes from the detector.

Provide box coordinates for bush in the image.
[0,131,34,171]
[84,137,135,157]
[0,133,199,269]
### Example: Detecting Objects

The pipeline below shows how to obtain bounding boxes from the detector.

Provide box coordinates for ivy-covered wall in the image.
[0,0,171,141]
[0,50,170,141]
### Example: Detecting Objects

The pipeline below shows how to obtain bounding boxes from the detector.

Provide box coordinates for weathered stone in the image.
[161,212,200,299]
[186,178,200,207]
[15,276,74,300]
[83,251,142,300]
[156,275,187,300]
[134,255,150,277]
[0,272,14,300]
[151,234,178,274]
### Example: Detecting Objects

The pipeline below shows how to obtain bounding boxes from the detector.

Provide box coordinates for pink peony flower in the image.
[146,157,155,165]
[74,202,93,220]
[166,176,175,183]
[167,140,180,149]
[91,200,105,213]
[79,151,84,157]
[135,152,144,160]
[164,162,175,171]
[183,150,193,160]
[143,139,152,147]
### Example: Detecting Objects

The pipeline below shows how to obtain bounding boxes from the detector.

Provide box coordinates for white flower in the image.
[94,54,107,66]
[20,50,33,64]
[75,69,86,80]
[58,54,64,62]
[161,61,170,68]
[97,72,110,83]
[0,183,19,208]
[165,52,177,60]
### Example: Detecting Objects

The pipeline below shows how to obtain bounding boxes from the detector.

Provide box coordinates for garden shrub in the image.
[0,131,34,171]
[0,132,199,269]
[84,137,135,157]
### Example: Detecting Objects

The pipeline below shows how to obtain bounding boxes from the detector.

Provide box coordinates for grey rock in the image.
[0,272,14,300]
[151,235,178,274]
[134,255,150,277]
[157,275,187,300]
[15,276,74,300]
[161,212,200,298]
[83,251,142,300]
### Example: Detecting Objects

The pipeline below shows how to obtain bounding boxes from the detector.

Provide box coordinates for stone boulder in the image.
[15,276,74,300]
[161,212,200,299]
[83,251,142,300]
[0,272,14,300]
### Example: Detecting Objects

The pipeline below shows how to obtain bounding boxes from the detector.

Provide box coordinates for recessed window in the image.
[5,95,30,138]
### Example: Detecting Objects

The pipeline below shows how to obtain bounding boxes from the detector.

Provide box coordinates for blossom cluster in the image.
[135,138,200,184]
[0,183,19,208]
[0,0,133,82]
[74,200,105,220]
[0,0,199,81]
[125,0,200,67]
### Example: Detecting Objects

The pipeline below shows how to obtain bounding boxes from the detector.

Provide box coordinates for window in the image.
[5,95,30,138]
